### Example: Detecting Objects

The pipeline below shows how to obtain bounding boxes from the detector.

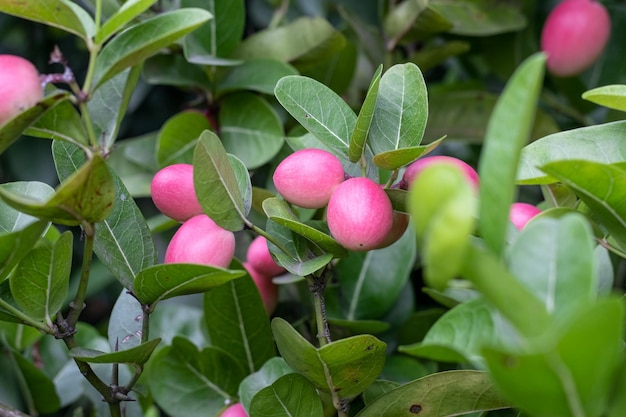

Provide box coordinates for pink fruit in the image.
[327,177,394,251]
[164,215,235,268]
[273,148,345,208]
[376,211,410,249]
[541,0,610,77]
[0,55,43,126]
[220,403,248,417]
[402,156,479,191]
[244,262,278,314]
[246,236,285,277]
[151,164,203,222]
[509,203,542,230]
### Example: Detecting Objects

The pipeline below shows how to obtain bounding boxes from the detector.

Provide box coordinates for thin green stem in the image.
[79,101,100,149]
[268,0,290,29]
[66,224,95,328]
[94,0,102,32]
[306,274,331,347]
[0,300,52,334]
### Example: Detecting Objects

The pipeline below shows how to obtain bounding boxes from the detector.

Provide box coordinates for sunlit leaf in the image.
[95,0,156,44]
[582,84,626,112]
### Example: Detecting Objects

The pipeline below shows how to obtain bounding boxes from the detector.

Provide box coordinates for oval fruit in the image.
[509,202,542,230]
[220,403,248,417]
[402,155,479,191]
[151,164,203,222]
[246,235,285,277]
[244,262,279,315]
[0,55,43,125]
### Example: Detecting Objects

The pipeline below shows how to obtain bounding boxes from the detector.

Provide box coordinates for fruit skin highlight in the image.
[327,177,393,251]
[509,203,542,230]
[541,0,611,77]
[164,215,235,268]
[273,148,345,208]
[151,164,203,222]
[0,55,43,126]
[246,235,285,277]
[402,155,479,191]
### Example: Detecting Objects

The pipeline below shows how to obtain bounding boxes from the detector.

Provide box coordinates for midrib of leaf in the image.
[287,94,349,149]
[271,385,293,416]
[347,253,372,321]
[546,351,586,417]
[392,76,407,150]
[163,139,198,165]
[209,0,217,56]
[562,176,626,232]
[231,281,255,374]
[99,220,136,280]
[203,141,246,223]
[45,246,54,323]
[182,358,231,398]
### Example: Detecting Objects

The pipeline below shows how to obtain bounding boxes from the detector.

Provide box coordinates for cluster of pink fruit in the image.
[151,164,284,313]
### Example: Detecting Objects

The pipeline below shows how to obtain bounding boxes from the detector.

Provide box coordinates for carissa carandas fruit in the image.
[164,215,235,268]
[243,262,279,315]
[327,177,393,251]
[246,235,285,277]
[541,0,611,77]
[151,164,204,222]
[402,155,479,191]
[509,202,542,230]
[273,148,345,208]
[0,55,43,125]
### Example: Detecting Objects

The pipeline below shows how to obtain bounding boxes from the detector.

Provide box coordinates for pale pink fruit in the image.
[244,262,278,314]
[151,164,203,222]
[403,156,479,191]
[327,177,394,251]
[509,203,542,230]
[220,403,248,417]
[0,55,43,126]
[541,0,610,77]
[375,211,410,249]
[273,148,345,208]
[164,215,235,268]
[246,235,285,277]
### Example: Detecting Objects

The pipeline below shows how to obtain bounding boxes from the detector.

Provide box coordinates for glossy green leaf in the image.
[204,272,276,374]
[220,93,284,169]
[263,198,347,257]
[0,153,114,226]
[95,0,156,44]
[0,91,71,155]
[157,111,212,167]
[517,121,626,184]
[69,338,160,366]
[12,352,61,414]
[0,220,49,284]
[134,263,245,307]
[507,213,596,319]
[484,298,623,417]
[249,373,324,417]
[25,99,89,147]
[582,84,626,112]
[217,59,299,96]
[349,65,382,163]
[9,231,72,322]
[92,8,212,89]
[275,75,356,158]
[373,138,444,171]
[193,130,246,231]
[148,337,245,417]
[478,52,545,257]
[336,227,416,320]
[106,132,157,197]
[239,357,294,412]
[53,141,157,289]
[430,0,526,36]
[143,53,212,89]
[0,182,52,233]
[182,0,244,65]
[0,0,94,42]
[369,63,428,159]
[272,317,386,399]
[355,370,511,417]
[233,17,345,68]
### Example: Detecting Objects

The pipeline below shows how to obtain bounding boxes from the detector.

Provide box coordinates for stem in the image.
[65,224,95,328]
[5,347,38,416]
[0,300,53,334]
[268,0,290,29]
[306,274,331,347]
[94,0,102,32]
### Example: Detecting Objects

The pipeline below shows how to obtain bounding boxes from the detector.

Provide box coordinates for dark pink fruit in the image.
[376,211,410,249]
[403,156,479,191]
[220,403,248,417]
[273,148,345,208]
[244,262,278,314]
[541,0,610,77]
[0,55,43,126]
[151,164,203,222]
[164,215,235,268]
[246,236,285,277]
[327,177,393,251]
[509,203,542,230]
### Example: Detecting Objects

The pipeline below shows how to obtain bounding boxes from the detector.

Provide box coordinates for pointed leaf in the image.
[349,65,382,162]
[69,338,161,365]
[193,130,246,231]
[95,0,156,44]
[373,138,444,171]
[12,352,61,414]
[134,263,245,306]
[478,52,545,257]
[355,370,511,417]
[157,111,211,167]
[582,84,626,112]
[369,63,428,158]
[92,8,213,89]
[25,99,89,147]
[249,373,324,417]
[217,59,298,96]
[0,182,52,232]
[0,221,49,283]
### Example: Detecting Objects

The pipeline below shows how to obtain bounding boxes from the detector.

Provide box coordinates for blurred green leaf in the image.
[239,357,294,411]
[0,92,71,156]
[349,65,382,163]
[193,130,246,231]
[92,8,212,89]
[25,99,89,147]
[220,93,284,169]
[249,373,324,417]
[383,0,428,45]
[134,263,245,307]
[0,220,49,284]
[409,40,470,71]
[217,59,298,96]
[478,52,545,257]
[148,337,245,417]
[338,5,385,67]
[272,317,386,399]
[517,121,626,184]
[582,84,626,112]
[12,352,61,414]
[355,370,511,417]
[0,0,94,42]
[430,0,526,36]
[398,5,454,43]
[143,53,212,89]
[157,111,211,167]
[9,231,72,322]
[369,63,428,164]
[106,132,157,197]
[182,0,244,65]
[204,271,276,374]
[95,0,156,44]
[69,338,160,365]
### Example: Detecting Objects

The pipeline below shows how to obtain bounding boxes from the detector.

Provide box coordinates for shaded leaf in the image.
[217,59,299,96]
[157,111,212,167]
[25,99,89,147]
[0,220,49,284]
[69,338,161,365]
[0,182,52,233]
[239,357,294,412]
[349,65,382,163]
[143,53,211,89]
[249,373,324,417]
[430,0,526,36]
[95,0,156,44]
[13,352,61,414]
